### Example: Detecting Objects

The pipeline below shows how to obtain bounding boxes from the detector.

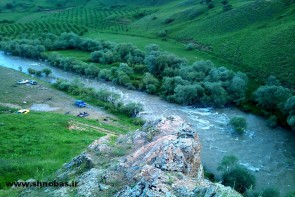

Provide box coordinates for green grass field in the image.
[0,110,105,190]
[0,66,139,193]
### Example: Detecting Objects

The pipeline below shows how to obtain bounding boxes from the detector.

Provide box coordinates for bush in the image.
[119,102,143,117]
[173,84,204,105]
[218,155,255,194]
[36,71,43,76]
[261,188,280,197]
[42,68,52,76]
[222,165,255,193]
[157,30,168,40]
[27,68,36,75]
[253,85,291,111]
[230,116,247,134]
[227,74,248,104]
[143,73,159,94]
[185,43,196,51]
[201,82,228,107]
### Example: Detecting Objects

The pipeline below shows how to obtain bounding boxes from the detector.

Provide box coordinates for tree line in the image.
[0,32,294,129]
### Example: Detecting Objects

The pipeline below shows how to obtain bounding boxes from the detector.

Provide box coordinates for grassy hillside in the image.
[126,0,295,89]
[0,110,105,190]
[0,0,294,89]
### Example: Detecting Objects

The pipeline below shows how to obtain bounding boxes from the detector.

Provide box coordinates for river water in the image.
[1,51,295,194]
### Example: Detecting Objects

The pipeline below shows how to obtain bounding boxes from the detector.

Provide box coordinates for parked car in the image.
[17,109,30,114]
[75,100,86,107]
[30,80,37,85]
[17,79,30,84]
[77,112,89,117]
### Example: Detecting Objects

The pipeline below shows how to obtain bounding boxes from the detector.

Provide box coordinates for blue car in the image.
[75,100,86,107]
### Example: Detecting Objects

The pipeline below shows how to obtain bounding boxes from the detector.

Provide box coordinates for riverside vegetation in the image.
[1,32,294,130]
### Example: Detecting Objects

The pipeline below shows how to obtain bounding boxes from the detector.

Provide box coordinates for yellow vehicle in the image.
[17,109,30,114]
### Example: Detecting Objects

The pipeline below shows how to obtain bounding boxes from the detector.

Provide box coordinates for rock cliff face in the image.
[20,116,242,197]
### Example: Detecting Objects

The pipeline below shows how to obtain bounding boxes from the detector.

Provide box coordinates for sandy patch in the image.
[0,103,21,109]
[30,104,60,112]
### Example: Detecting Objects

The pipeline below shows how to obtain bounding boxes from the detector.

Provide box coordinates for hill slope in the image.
[0,0,294,89]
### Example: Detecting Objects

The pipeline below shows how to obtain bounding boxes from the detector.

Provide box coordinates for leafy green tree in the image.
[161,76,189,100]
[230,116,247,134]
[98,69,112,81]
[36,70,42,76]
[27,68,36,75]
[90,51,103,62]
[227,75,248,104]
[145,52,184,78]
[118,63,134,75]
[42,68,52,76]
[173,84,204,105]
[116,71,131,86]
[253,85,291,111]
[143,73,159,94]
[218,155,256,194]
[202,82,228,107]
[222,166,256,193]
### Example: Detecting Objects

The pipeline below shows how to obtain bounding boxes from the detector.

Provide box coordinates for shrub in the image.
[230,116,247,134]
[218,155,255,194]
[27,68,36,75]
[201,82,228,107]
[253,85,291,111]
[217,155,238,172]
[132,118,145,126]
[227,74,248,104]
[36,70,42,76]
[222,165,255,193]
[143,73,159,94]
[173,84,204,105]
[161,76,189,100]
[119,102,143,117]
[144,51,184,78]
[261,188,280,197]
[157,30,168,40]
[90,50,103,62]
[185,43,196,51]
[42,68,52,76]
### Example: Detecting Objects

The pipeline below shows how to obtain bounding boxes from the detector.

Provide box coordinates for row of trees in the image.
[53,79,143,118]
[1,39,45,59]
[0,33,249,108]
[143,45,248,107]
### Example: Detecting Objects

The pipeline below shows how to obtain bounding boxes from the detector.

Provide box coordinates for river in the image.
[1,51,295,195]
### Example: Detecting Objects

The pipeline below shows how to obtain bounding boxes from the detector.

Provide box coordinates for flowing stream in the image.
[1,51,295,194]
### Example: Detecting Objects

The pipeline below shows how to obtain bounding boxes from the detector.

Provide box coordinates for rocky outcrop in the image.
[20,116,241,197]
